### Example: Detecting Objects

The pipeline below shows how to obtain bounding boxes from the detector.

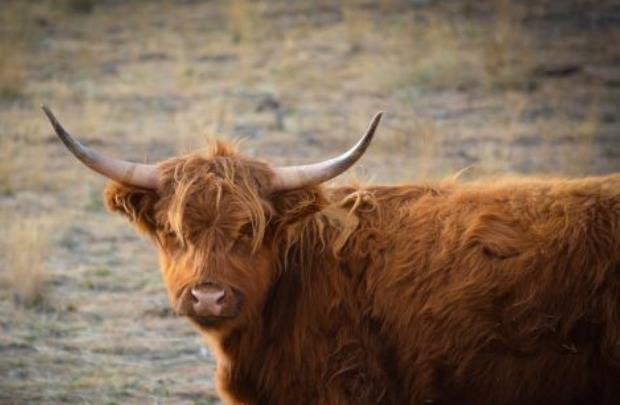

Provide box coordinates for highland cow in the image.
[44,106,620,404]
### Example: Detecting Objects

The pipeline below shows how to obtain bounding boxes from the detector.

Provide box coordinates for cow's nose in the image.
[191,284,228,317]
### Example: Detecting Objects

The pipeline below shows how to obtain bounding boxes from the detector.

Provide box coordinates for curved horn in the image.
[42,106,159,189]
[271,111,383,191]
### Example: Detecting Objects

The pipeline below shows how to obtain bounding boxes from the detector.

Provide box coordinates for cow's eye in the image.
[239,223,253,238]
[166,231,180,243]
[157,227,183,251]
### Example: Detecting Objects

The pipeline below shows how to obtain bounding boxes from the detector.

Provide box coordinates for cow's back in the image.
[340,174,620,404]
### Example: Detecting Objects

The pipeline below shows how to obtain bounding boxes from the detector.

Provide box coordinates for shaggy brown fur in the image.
[105,140,620,404]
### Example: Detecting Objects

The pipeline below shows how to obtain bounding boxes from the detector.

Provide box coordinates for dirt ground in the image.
[0,0,618,403]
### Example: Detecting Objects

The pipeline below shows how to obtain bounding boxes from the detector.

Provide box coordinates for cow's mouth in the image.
[190,313,236,328]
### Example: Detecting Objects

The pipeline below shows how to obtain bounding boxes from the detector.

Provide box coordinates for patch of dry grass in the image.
[343,1,371,53]
[0,43,26,99]
[481,0,534,90]
[0,105,60,194]
[572,99,601,174]
[0,2,30,99]
[3,217,50,308]
[0,136,17,195]
[381,14,485,91]
[380,1,534,92]
[227,0,265,44]
[378,0,409,13]
[374,116,443,180]
[64,0,96,14]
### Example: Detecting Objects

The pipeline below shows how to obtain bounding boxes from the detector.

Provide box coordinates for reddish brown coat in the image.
[105,142,620,404]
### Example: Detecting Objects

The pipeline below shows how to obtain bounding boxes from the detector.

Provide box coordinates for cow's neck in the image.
[207,207,397,403]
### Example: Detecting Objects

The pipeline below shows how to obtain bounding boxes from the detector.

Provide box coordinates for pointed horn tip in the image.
[368,111,383,130]
[41,105,61,130]
[362,111,383,142]
[41,105,53,118]
[41,106,73,145]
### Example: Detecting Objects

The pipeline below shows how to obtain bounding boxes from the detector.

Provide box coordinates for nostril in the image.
[215,291,226,304]
[189,288,199,303]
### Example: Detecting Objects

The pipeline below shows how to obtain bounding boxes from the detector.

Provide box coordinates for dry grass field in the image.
[0,0,618,403]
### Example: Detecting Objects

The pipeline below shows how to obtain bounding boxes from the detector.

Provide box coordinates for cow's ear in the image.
[270,186,328,226]
[104,182,159,234]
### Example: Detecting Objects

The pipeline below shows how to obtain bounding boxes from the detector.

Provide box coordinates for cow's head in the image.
[43,106,381,330]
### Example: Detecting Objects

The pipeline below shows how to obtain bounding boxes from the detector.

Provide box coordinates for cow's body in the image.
[43,107,620,404]
[111,164,620,404]
[325,175,620,404]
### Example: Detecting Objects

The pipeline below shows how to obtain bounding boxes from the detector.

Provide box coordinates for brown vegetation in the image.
[4,218,49,308]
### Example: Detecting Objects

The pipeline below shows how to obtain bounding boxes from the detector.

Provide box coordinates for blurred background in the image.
[0,0,618,403]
